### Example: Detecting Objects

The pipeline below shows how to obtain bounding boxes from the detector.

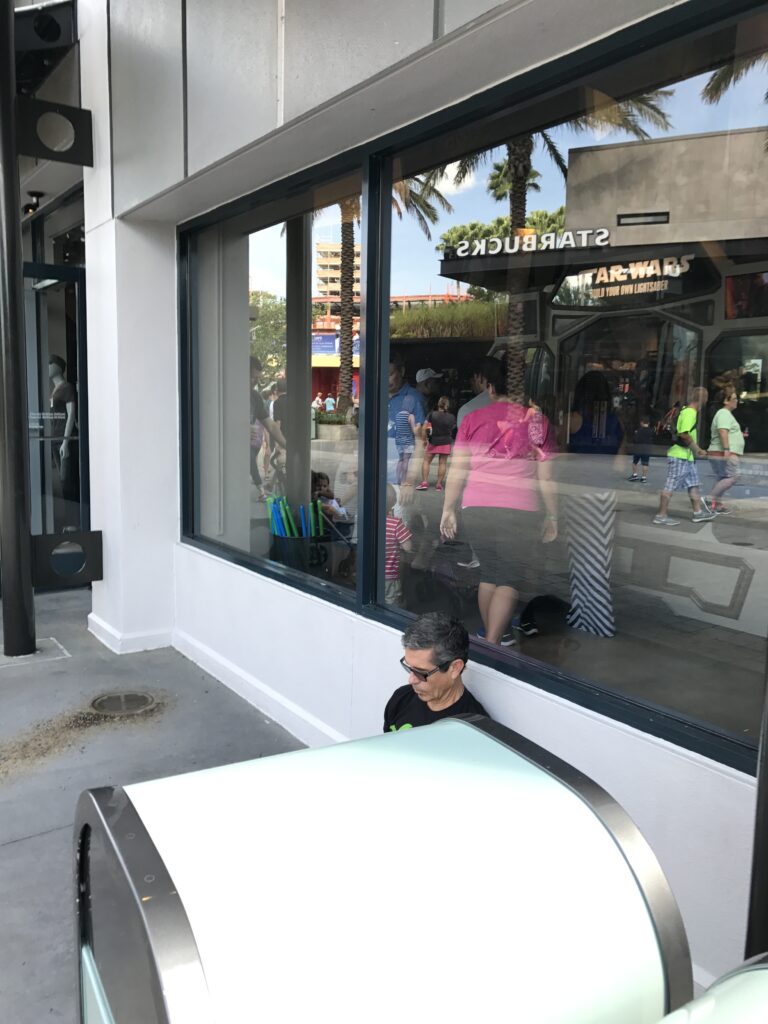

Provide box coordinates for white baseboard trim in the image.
[173,628,347,748]
[88,613,173,654]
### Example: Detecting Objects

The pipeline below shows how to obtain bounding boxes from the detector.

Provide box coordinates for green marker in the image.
[285,501,299,538]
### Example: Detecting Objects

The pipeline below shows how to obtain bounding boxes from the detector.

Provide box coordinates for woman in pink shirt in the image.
[439,360,558,646]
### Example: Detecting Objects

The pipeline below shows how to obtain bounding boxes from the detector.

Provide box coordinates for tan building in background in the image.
[315,240,361,301]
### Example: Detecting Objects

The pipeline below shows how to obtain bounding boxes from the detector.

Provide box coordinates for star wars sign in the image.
[552,252,719,309]
[575,254,695,299]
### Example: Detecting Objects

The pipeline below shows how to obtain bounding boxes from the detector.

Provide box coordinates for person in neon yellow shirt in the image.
[653,387,715,526]
[705,385,744,515]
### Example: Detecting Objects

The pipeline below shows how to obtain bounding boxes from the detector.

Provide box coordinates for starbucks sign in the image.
[452,227,611,257]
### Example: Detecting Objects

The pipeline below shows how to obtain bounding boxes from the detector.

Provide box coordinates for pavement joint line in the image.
[0,637,71,670]
[0,822,71,850]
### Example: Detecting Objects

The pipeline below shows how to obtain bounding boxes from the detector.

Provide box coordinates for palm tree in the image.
[526,206,566,235]
[701,53,768,103]
[335,177,452,414]
[701,52,768,149]
[487,162,541,202]
[336,195,359,415]
[430,92,672,398]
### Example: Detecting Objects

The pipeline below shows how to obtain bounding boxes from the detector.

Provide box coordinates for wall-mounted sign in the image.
[452,227,610,258]
[569,254,694,300]
[552,252,720,309]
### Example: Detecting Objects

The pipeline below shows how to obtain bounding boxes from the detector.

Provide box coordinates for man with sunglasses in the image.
[384,612,487,732]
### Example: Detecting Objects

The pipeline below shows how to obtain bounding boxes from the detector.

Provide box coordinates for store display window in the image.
[379,10,768,748]
[185,172,362,595]
[182,8,768,763]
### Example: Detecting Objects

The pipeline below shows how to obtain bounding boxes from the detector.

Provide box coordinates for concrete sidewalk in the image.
[0,589,302,1023]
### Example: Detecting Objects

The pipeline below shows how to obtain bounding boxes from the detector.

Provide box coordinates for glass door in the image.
[23,263,89,554]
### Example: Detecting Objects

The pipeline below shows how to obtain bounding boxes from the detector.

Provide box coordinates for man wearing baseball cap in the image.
[415,367,443,386]
[415,367,444,410]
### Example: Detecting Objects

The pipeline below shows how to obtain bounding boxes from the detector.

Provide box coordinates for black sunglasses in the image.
[399,656,451,682]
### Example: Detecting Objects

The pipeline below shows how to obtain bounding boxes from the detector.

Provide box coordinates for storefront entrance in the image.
[23,262,89,582]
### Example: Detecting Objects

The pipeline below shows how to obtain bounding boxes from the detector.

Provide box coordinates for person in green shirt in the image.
[705,385,744,515]
[653,387,715,526]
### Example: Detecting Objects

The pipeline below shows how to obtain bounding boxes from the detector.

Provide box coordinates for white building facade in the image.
[27,0,768,990]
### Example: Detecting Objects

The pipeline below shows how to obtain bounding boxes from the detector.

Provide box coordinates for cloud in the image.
[434,162,477,196]
[248,269,286,297]
[313,207,341,231]
[249,226,287,297]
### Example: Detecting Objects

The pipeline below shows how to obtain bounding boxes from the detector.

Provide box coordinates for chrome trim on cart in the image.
[464,715,694,1012]
[75,787,212,1023]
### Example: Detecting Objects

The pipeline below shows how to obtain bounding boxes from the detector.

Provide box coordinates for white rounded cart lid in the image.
[79,718,691,1023]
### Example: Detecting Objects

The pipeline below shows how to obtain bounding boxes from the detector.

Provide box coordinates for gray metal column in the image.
[0,0,36,655]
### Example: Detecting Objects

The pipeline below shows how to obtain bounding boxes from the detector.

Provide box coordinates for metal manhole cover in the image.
[91,692,156,716]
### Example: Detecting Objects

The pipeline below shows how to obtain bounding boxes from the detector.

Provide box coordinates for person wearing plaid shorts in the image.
[653,387,715,526]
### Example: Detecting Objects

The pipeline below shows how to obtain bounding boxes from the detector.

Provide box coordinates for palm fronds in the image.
[537,130,568,177]
[569,89,673,140]
[702,54,768,103]
[391,176,453,240]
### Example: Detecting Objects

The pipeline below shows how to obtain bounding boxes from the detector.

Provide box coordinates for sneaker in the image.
[692,509,716,523]
[627,474,640,481]
[705,498,732,515]
[640,477,648,484]
[435,482,443,492]
[476,628,516,646]
[415,481,428,491]
[517,618,539,637]
[457,557,480,568]
[653,514,680,526]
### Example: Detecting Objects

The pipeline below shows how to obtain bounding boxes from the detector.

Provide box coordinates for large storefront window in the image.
[183,8,768,759]
[188,173,362,592]
[381,13,768,743]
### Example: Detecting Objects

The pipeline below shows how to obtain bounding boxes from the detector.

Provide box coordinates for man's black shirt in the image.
[251,389,268,424]
[273,393,288,428]
[383,684,487,732]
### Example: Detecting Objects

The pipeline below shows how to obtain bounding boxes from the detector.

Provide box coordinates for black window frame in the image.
[179,0,767,774]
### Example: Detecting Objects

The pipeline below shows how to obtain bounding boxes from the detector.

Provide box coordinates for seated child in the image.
[312,471,348,521]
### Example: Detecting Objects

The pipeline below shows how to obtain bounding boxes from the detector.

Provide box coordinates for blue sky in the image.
[250,63,768,299]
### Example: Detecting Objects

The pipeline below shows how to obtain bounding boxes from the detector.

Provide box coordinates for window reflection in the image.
[383,22,768,742]
[190,175,363,593]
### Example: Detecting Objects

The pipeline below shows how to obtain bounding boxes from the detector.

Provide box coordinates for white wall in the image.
[106,0,691,222]
[172,541,754,989]
[85,218,179,652]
